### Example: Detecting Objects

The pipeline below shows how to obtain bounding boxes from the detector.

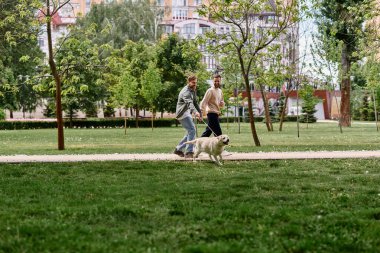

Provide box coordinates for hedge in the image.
[0,115,304,130]
[219,116,297,123]
[0,118,176,130]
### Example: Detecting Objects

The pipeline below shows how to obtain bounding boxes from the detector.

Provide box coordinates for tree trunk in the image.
[243,74,260,146]
[279,93,290,132]
[259,84,273,131]
[340,44,351,127]
[10,110,13,119]
[135,106,139,128]
[151,108,154,131]
[124,115,127,135]
[69,109,73,128]
[47,0,64,150]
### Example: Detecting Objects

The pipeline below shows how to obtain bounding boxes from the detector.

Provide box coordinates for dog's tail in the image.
[184,139,197,144]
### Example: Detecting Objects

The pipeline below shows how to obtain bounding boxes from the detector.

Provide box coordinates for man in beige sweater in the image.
[200,74,225,137]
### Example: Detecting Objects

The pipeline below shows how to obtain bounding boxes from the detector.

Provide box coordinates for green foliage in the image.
[0,118,175,130]
[362,56,380,90]
[76,0,160,48]
[0,108,5,120]
[110,69,139,109]
[141,61,162,110]
[155,34,208,113]
[107,40,155,116]
[33,27,105,119]
[197,0,301,144]
[299,86,318,123]
[0,60,17,111]
[42,98,56,118]
[0,0,43,115]
[277,92,286,120]
[352,90,378,121]
[220,55,244,92]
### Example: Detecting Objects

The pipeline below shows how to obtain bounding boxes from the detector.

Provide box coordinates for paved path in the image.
[1,150,380,163]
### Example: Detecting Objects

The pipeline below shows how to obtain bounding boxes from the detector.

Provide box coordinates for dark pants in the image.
[201,113,222,137]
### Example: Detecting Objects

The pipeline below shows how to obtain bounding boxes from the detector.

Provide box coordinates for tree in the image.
[33,25,107,126]
[0,0,43,118]
[310,31,341,131]
[0,60,17,117]
[76,0,162,48]
[141,62,163,130]
[38,0,73,150]
[253,50,286,132]
[198,0,301,146]
[299,85,318,123]
[220,55,244,133]
[105,40,154,126]
[315,0,377,127]
[155,34,208,116]
[109,69,138,133]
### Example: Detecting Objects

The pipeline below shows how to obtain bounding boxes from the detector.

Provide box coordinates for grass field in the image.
[1,122,380,252]
[0,121,380,155]
[1,159,380,252]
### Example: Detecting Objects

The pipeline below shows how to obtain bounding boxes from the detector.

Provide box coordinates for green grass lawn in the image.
[0,121,380,155]
[1,159,380,252]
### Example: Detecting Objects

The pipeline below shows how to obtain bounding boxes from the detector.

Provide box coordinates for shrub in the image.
[0,118,176,130]
[0,109,5,120]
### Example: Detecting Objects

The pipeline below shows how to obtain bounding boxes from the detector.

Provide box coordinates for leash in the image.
[199,117,218,137]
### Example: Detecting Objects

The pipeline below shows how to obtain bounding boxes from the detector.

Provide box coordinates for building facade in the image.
[38,0,120,56]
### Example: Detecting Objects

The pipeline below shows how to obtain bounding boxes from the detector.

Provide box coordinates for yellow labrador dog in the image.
[185,135,230,166]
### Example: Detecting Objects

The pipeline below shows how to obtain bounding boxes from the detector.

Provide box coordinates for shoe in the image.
[173,149,184,157]
[184,152,194,158]
[222,150,232,156]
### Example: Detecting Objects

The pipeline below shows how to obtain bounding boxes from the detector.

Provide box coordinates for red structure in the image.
[240,90,338,120]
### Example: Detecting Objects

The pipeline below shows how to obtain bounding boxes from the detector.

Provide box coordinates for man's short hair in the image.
[213,74,221,79]
[188,75,197,82]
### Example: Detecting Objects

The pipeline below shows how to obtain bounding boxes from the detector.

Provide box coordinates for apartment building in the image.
[38,0,120,56]
[159,0,298,72]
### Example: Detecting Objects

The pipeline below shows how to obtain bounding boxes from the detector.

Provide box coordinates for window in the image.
[173,0,187,6]
[38,38,44,47]
[183,23,195,34]
[203,56,216,70]
[173,9,188,19]
[195,0,202,5]
[165,25,173,34]
[200,26,209,34]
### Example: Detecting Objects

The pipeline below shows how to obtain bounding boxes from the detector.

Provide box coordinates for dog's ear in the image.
[217,135,222,140]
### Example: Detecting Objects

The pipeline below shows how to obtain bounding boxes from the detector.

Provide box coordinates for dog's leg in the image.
[194,148,200,159]
[218,155,223,164]
[209,154,215,162]
[213,155,222,166]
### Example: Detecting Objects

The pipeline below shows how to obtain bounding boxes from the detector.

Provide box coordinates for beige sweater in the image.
[200,87,224,115]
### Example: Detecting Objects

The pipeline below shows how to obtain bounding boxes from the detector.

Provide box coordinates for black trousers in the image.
[201,112,222,137]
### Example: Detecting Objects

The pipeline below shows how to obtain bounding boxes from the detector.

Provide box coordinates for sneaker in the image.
[184,152,194,158]
[173,149,184,157]
[222,150,232,156]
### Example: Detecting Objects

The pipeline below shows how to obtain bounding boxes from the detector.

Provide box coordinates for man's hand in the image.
[195,112,202,121]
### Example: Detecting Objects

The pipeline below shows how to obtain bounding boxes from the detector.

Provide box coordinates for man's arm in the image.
[219,90,225,108]
[200,89,211,114]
